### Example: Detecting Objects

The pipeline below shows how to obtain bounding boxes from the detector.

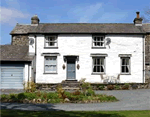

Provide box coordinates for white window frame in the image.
[92,57,105,74]
[44,35,58,48]
[120,57,131,75]
[92,36,105,48]
[44,56,57,74]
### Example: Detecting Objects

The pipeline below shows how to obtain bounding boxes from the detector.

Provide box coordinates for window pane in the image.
[94,37,96,41]
[97,42,100,46]
[93,66,96,72]
[93,58,96,65]
[122,59,125,65]
[126,66,129,73]
[101,58,104,65]
[101,66,104,72]
[97,37,100,41]
[126,58,129,65]
[122,66,125,72]
[97,58,100,65]
[97,66,100,72]
[100,37,104,41]
[100,42,104,46]
[53,65,56,72]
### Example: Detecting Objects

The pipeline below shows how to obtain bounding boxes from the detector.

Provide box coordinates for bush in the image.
[17,93,26,100]
[9,93,18,102]
[24,92,36,100]
[23,81,36,93]
[56,84,67,99]
[99,85,105,90]
[107,85,114,90]
[114,85,120,90]
[86,89,95,96]
[1,94,8,101]
[122,83,130,90]
[72,90,81,95]
[47,93,59,99]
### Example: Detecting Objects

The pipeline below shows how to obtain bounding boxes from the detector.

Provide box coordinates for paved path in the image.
[1,89,150,111]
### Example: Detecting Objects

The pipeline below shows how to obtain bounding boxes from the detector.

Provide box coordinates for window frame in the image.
[120,57,131,75]
[44,35,58,48]
[44,56,57,74]
[92,57,106,75]
[92,35,106,48]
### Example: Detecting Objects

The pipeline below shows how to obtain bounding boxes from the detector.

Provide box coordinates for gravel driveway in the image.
[1,89,150,111]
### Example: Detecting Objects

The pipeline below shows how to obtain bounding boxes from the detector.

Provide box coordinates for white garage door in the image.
[0,64,24,89]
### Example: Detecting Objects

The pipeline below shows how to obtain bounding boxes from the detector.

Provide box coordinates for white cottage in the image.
[0,12,147,89]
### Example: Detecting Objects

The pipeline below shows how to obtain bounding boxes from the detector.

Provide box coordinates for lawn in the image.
[1,110,150,117]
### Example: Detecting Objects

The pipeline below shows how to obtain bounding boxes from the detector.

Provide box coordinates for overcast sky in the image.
[1,0,150,45]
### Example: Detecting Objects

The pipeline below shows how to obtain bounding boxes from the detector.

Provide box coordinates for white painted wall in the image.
[30,34,144,83]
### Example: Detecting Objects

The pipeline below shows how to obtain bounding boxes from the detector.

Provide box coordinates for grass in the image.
[1,110,150,117]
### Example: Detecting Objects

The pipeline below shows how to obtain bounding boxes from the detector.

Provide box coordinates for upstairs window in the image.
[92,36,105,47]
[45,36,58,48]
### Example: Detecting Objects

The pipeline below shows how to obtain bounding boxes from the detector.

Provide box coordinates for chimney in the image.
[133,11,143,26]
[31,14,40,26]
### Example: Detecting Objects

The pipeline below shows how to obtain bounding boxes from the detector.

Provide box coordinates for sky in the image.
[0,0,150,45]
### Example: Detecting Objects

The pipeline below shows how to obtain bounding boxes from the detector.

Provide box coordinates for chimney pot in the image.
[136,11,140,18]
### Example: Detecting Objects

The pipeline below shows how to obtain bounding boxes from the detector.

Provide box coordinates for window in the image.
[44,56,57,73]
[45,36,57,47]
[92,57,105,74]
[92,36,105,47]
[121,57,130,74]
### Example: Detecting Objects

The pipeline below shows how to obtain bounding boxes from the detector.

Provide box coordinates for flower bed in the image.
[0,91,118,104]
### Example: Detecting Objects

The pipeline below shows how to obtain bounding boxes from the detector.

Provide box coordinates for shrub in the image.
[56,84,66,99]
[1,94,8,101]
[36,91,41,97]
[24,92,36,100]
[72,90,81,95]
[9,93,18,102]
[114,85,120,90]
[47,93,58,99]
[86,89,95,96]
[99,85,105,90]
[23,81,36,93]
[122,83,130,90]
[107,85,114,90]
[17,93,26,100]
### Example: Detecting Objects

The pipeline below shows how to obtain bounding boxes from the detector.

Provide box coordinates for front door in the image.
[67,59,76,80]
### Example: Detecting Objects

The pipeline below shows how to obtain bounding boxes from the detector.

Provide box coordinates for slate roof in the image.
[10,23,146,34]
[142,23,150,33]
[0,45,34,61]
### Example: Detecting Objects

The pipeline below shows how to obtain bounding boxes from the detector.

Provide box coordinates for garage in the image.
[0,45,33,89]
[0,64,24,89]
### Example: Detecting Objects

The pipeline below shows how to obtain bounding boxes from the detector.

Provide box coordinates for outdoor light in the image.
[77,64,80,69]
[62,64,65,69]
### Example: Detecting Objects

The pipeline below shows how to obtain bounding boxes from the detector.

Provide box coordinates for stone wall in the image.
[145,34,150,83]
[12,35,29,46]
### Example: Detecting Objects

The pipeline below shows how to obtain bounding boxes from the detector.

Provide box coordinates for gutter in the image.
[143,35,145,83]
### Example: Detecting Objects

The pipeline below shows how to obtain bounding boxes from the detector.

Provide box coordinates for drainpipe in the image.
[143,35,145,83]
[34,35,37,83]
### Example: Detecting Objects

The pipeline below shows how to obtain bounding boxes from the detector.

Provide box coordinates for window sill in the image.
[91,73,105,75]
[120,73,131,75]
[43,72,58,74]
[44,47,58,49]
[92,47,106,49]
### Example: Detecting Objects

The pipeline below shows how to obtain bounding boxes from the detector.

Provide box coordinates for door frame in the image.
[66,57,76,80]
